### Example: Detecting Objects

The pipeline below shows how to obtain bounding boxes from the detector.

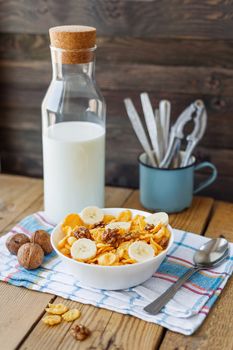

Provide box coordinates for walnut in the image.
[159,236,169,249]
[31,230,53,255]
[17,243,44,270]
[71,324,90,341]
[91,221,105,229]
[73,226,92,240]
[102,228,121,248]
[123,232,140,241]
[6,233,30,255]
[145,224,155,231]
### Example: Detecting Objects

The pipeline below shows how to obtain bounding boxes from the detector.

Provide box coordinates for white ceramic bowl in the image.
[51,208,174,290]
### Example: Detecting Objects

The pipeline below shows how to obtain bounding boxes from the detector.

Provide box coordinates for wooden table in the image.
[0,174,232,350]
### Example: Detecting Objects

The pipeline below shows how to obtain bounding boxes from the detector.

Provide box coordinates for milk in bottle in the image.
[42,26,106,223]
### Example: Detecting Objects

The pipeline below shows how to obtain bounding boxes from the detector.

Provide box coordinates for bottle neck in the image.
[50,46,96,80]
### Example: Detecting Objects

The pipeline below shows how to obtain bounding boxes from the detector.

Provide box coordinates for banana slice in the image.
[128,241,154,262]
[80,206,104,225]
[145,212,169,226]
[105,221,131,232]
[71,238,97,261]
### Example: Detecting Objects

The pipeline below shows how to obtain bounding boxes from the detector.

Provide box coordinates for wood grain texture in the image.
[1,0,233,39]
[19,298,86,350]
[1,59,233,96]
[0,2,233,202]
[0,174,232,350]
[0,90,232,150]
[0,175,42,234]
[160,201,233,350]
[2,33,233,69]
[195,174,233,202]
[20,301,113,350]
[1,91,233,150]
[0,175,133,350]
[0,87,232,153]
[0,283,55,350]
[0,174,53,350]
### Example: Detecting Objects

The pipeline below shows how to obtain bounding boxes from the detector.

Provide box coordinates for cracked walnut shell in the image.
[71,324,90,341]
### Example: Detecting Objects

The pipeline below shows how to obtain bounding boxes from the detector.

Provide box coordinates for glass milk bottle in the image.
[42,26,106,223]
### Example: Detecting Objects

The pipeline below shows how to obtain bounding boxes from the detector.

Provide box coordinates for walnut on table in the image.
[71,324,91,341]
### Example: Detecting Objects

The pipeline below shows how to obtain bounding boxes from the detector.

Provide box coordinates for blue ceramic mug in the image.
[139,152,217,213]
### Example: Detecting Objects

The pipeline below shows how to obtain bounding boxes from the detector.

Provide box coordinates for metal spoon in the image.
[144,238,229,315]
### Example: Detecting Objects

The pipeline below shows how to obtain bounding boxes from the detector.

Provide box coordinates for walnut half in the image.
[71,324,90,341]
[102,228,122,248]
[73,226,92,240]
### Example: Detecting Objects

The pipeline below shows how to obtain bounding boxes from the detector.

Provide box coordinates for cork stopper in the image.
[49,25,96,64]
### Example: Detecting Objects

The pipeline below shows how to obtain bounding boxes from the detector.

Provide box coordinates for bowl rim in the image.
[51,207,174,270]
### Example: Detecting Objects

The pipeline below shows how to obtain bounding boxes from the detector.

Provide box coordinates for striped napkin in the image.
[0,212,232,335]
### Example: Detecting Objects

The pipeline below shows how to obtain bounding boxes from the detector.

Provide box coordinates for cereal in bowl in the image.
[57,207,171,266]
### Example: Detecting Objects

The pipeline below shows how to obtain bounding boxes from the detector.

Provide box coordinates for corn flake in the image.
[103,215,116,224]
[62,213,84,229]
[62,309,81,322]
[117,210,132,222]
[58,209,170,266]
[67,236,77,246]
[45,303,68,315]
[131,215,146,231]
[60,247,71,256]
[42,315,61,326]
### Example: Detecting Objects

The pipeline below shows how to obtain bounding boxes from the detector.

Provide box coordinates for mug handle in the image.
[194,162,218,194]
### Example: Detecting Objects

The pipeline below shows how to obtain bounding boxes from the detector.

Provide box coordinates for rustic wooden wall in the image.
[0,0,233,202]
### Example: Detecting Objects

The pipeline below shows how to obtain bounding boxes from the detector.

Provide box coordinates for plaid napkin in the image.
[0,212,232,335]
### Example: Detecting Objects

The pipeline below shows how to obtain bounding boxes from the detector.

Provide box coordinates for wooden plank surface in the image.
[1,60,233,96]
[18,186,214,350]
[0,85,233,201]
[2,33,233,69]
[0,175,232,350]
[1,93,233,151]
[0,284,56,350]
[0,175,42,234]
[0,175,54,350]
[1,1,233,39]
[1,3,233,203]
[0,175,132,350]
[160,201,233,350]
